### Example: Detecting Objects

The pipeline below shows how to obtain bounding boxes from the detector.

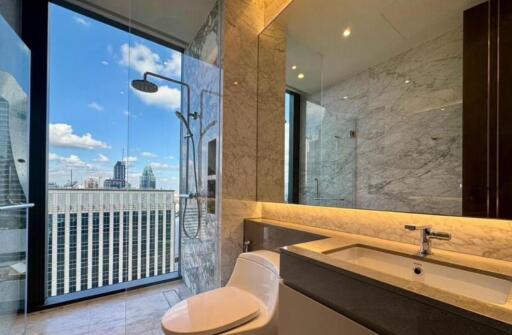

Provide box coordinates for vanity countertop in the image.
[245,218,512,327]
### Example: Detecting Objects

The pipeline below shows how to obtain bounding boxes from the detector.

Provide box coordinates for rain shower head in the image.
[131,79,158,93]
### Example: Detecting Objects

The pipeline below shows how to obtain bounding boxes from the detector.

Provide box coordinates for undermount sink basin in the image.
[325,245,512,306]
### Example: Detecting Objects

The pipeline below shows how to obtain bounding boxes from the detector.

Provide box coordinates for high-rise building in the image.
[0,85,27,207]
[140,165,156,189]
[103,161,126,189]
[46,189,177,297]
[113,161,126,180]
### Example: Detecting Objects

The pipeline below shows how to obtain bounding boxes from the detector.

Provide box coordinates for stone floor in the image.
[7,280,192,335]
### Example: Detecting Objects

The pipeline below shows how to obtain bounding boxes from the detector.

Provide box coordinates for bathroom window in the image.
[45,2,182,303]
[285,91,300,203]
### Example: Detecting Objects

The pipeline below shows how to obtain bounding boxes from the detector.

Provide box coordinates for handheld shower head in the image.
[175,111,193,137]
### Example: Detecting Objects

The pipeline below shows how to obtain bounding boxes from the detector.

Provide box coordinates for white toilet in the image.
[161,250,280,335]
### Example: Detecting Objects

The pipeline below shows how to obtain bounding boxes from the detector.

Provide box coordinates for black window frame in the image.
[22,0,183,312]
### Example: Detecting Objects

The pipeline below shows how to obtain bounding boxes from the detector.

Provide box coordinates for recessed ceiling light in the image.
[343,96,348,100]
[298,73,305,79]
[343,27,351,38]
[291,65,297,70]
[441,107,445,111]
[233,81,239,85]
[404,79,411,84]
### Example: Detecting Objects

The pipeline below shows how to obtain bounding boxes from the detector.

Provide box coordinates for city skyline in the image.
[47,4,182,191]
[51,159,170,190]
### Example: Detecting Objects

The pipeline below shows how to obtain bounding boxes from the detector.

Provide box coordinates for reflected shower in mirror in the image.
[257,0,512,218]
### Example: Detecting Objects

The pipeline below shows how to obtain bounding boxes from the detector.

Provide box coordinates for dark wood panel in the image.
[243,219,326,252]
[462,2,492,217]
[498,0,512,218]
[281,251,511,335]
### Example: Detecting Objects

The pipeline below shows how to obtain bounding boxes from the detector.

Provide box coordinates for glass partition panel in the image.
[0,13,31,335]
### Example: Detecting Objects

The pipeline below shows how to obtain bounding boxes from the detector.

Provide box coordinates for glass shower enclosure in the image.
[0,13,31,335]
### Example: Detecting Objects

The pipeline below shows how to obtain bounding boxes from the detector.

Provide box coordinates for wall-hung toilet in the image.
[161,250,280,335]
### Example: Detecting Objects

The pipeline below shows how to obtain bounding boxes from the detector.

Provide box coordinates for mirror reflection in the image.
[258,0,506,218]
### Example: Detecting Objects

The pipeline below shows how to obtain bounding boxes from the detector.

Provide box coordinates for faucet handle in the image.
[404,224,431,231]
[430,231,452,241]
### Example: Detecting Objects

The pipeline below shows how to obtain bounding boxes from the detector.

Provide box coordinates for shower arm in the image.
[142,71,198,120]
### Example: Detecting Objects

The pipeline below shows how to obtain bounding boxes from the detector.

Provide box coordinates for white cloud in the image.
[126,156,138,163]
[149,162,178,171]
[49,123,109,150]
[96,154,109,162]
[140,151,157,158]
[168,155,175,160]
[132,85,181,110]
[73,16,90,27]
[49,153,92,169]
[149,162,170,170]
[118,43,182,110]
[119,42,181,78]
[88,101,104,112]
[101,60,109,65]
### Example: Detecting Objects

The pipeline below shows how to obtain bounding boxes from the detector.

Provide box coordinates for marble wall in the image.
[220,0,264,284]
[257,19,286,202]
[261,202,512,262]
[263,0,293,26]
[219,0,294,284]
[301,27,463,216]
[181,1,222,294]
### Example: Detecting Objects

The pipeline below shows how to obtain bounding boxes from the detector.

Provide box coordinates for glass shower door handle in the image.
[0,203,34,211]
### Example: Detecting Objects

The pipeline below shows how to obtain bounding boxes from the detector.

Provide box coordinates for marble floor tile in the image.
[12,280,190,335]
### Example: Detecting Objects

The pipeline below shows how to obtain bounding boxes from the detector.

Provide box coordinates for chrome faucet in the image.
[404,225,452,257]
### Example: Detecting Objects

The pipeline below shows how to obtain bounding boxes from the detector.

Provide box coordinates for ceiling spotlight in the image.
[298,73,305,79]
[441,107,445,111]
[234,81,239,85]
[404,79,411,84]
[343,96,348,100]
[292,65,297,70]
[343,27,351,38]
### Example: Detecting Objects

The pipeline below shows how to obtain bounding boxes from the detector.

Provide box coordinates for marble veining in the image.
[181,0,222,295]
[301,27,463,216]
[261,202,512,262]
[220,0,265,284]
[257,19,286,202]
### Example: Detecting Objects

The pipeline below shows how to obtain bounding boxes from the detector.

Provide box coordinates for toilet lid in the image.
[162,287,260,335]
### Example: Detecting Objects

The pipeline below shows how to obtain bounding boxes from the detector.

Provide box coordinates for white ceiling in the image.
[274,0,486,94]
[65,0,217,48]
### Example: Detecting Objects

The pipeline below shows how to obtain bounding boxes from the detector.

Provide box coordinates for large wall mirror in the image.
[257,0,512,219]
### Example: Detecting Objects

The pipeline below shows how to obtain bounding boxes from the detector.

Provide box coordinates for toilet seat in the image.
[162,286,261,335]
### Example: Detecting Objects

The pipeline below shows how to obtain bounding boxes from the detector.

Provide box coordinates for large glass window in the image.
[46,3,180,301]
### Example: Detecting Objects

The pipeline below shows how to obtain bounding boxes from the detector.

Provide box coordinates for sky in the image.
[48,3,182,191]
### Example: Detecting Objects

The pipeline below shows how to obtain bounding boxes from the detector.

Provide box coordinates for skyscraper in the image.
[140,165,156,189]
[104,161,126,189]
[113,161,126,180]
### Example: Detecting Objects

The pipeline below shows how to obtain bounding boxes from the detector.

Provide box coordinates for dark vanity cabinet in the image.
[463,0,512,219]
